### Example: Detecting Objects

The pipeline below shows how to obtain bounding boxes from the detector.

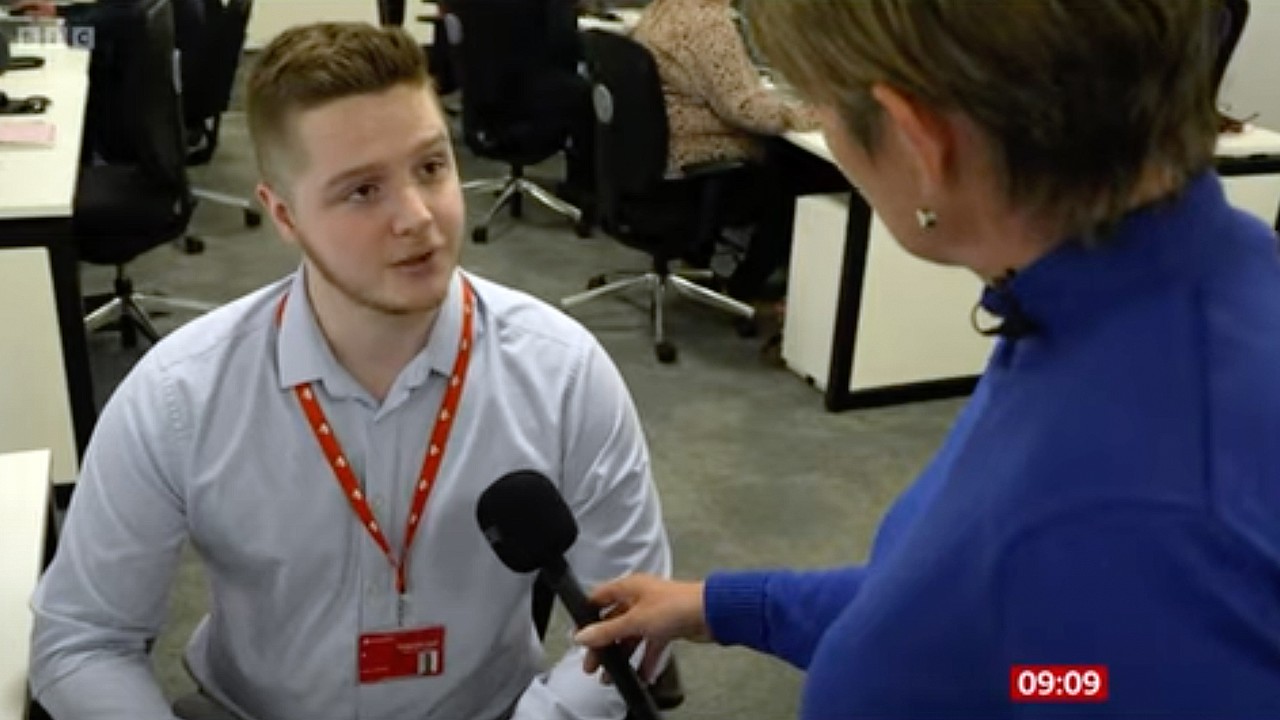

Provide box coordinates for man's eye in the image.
[348,184,379,202]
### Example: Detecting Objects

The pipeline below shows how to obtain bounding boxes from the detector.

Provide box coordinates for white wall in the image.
[1220,1,1280,128]
[246,0,380,49]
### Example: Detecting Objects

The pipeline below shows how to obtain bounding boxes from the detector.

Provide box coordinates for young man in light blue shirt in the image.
[30,22,671,720]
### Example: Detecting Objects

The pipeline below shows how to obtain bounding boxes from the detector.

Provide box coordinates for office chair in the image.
[532,570,686,715]
[1213,0,1249,101]
[561,30,754,364]
[181,0,262,253]
[445,0,588,243]
[73,0,216,348]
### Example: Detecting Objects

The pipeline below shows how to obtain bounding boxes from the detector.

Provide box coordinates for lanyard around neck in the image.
[274,277,477,597]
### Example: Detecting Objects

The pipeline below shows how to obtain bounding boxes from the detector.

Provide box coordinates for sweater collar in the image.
[977,172,1231,339]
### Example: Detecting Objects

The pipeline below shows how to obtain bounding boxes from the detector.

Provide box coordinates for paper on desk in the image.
[0,120,56,146]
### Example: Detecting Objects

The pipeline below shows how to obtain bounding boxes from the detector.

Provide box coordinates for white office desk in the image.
[0,41,94,484]
[1214,125,1280,225]
[0,449,52,720]
[0,248,79,486]
[785,124,1280,224]
[780,125,1280,411]
[0,43,89,220]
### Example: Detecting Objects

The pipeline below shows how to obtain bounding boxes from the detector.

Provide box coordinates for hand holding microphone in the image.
[575,575,709,685]
[476,470,666,720]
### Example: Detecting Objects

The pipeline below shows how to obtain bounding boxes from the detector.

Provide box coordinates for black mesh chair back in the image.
[447,0,575,164]
[444,0,587,243]
[184,0,255,164]
[561,29,756,364]
[75,0,192,252]
[1213,0,1249,99]
[580,29,669,228]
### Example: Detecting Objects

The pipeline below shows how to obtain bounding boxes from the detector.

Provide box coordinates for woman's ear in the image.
[870,84,954,196]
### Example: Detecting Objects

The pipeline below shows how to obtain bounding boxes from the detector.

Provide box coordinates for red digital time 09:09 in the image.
[1009,665,1108,702]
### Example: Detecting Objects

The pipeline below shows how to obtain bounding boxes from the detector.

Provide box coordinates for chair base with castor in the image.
[562,263,754,364]
[463,165,588,244]
[191,187,261,228]
[84,266,217,349]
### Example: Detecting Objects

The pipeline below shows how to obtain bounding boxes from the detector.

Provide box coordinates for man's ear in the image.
[257,181,300,245]
[870,83,954,196]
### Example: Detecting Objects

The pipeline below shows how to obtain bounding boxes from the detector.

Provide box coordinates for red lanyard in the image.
[275,278,476,599]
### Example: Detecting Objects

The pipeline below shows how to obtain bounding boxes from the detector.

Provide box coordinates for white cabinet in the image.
[782,195,991,409]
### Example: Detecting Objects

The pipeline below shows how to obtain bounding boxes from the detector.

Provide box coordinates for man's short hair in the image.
[246,22,431,191]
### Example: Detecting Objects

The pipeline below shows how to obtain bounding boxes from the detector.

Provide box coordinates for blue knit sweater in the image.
[706,173,1280,718]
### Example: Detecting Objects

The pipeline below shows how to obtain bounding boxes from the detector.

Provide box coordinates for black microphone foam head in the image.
[476,470,578,573]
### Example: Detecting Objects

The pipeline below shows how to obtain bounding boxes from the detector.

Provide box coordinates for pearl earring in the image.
[916,208,938,230]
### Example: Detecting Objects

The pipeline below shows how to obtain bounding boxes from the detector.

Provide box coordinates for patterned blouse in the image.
[632,0,817,175]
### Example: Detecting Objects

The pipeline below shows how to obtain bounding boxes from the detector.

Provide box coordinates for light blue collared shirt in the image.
[31,268,671,720]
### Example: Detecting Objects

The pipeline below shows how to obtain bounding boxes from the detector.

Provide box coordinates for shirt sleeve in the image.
[29,354,188,720]
[996,504,1276,717]
[703,565,866,670]
[510,338,672,720]
[680,8,805,136]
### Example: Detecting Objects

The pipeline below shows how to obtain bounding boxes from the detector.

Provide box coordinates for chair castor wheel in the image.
[472,227,488,244]
[655,341,677,364]
[574,216,592,238]
[586,274,607,290]
[244,209,262,228]
[182,236,205,255]
[734,317,758,338]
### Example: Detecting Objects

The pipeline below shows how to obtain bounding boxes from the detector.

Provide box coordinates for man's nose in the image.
[392,184,434,235]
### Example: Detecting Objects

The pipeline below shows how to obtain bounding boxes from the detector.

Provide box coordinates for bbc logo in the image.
[15,24,95,50]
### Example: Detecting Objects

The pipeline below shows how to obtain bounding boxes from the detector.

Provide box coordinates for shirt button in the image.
[371,494,384,510]
[366,581,380,597]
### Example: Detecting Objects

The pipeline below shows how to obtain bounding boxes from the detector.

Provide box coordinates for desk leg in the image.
[823,195,872,412]
[46,228,96,462]
[822,197,979,411]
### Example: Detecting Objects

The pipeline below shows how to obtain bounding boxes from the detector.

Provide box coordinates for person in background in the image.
[577,1,1280,718]
[29,22,670,720]
[632,0,820,303]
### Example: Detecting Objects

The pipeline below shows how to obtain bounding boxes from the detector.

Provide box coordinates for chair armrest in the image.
[679,159,748,179]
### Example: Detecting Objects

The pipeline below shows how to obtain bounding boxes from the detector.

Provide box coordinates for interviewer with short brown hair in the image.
[576,2,1280,716]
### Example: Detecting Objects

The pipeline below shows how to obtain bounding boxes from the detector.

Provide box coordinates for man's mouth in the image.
[393,252,432,267]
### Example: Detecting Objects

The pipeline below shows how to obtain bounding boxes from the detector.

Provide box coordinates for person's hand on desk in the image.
[574,574,709,683]
[6,0,57,17]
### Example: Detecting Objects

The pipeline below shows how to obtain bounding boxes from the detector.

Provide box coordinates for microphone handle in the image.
[545,564,663,720]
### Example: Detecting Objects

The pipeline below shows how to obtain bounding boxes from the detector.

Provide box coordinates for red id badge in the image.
[358,626,446,683]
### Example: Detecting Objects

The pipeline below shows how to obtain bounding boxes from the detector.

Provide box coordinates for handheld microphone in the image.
[477,470,663,720]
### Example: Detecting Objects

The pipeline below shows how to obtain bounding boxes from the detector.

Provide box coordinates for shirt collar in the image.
[275,268,472,399]
[978,171,1233,339]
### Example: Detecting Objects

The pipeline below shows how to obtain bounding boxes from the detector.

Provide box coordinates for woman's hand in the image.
[9,1,58,17]
[576,574,709,683]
